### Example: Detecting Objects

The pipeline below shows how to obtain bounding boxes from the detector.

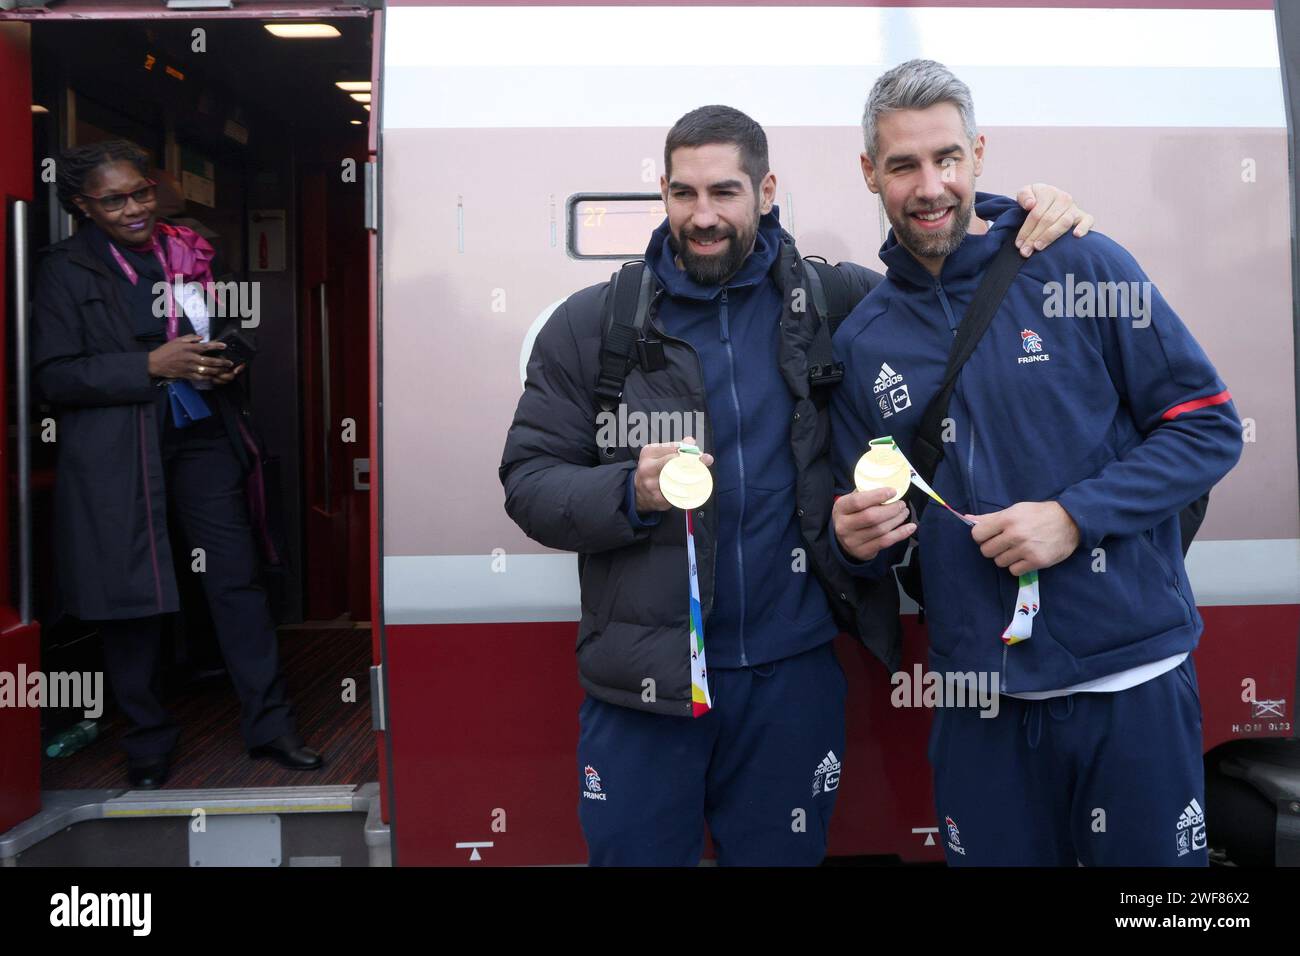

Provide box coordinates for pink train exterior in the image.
[375,1,1300,864]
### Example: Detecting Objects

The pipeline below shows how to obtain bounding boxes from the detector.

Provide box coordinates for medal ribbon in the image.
[905,465,975,529]
[685,508,712,717]
[1001,571,1039,645]
[909,464,1042,645]
[867,437,1043,646]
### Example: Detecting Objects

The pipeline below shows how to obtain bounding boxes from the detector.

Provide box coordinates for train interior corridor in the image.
[22,15,377,795]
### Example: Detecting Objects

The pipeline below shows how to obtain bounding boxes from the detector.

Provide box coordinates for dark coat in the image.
[30,224,258,622]
[500,228,903,717]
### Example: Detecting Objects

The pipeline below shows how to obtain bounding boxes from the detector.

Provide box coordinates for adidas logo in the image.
[1175,798,1206,856]
[873,362,904,394]
[1176,798,1204,830]
[811,750,842,796]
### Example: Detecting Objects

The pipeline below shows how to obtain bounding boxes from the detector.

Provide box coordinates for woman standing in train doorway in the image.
[31,140,322,788]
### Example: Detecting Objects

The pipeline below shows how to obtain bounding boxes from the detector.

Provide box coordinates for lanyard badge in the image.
[107,238,212,427]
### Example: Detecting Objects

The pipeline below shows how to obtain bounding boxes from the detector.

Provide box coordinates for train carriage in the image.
[0,0,1296,867]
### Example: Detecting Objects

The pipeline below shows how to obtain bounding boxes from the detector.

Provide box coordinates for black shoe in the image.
[126,755,170,790]
[249,734,323,770]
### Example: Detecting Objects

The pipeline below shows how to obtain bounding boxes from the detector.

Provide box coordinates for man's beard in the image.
[888,194,973,263]
[670,212,759,286]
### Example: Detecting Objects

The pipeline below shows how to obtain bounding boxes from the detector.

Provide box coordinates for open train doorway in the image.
[1,6,385,864]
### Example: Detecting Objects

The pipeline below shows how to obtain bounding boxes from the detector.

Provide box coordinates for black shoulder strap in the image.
[597,250,863,410]
[804,258,831,323]
[594,261,656,412]
[909,236,1025,516]
[803,258,860,390]
[1178,491,1210,557]
[804,258,858,335]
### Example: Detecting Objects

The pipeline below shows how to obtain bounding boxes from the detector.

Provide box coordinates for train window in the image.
[566,192,664,260]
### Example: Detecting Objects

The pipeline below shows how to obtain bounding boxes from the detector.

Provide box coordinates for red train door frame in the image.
[366,6,392,830]
[0,1,391,838]
[0,21,41,836]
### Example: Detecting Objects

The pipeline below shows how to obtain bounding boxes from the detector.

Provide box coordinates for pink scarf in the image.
[155,222,216,287]
[107,222,216,341]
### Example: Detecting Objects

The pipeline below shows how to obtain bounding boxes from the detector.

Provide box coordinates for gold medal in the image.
[854,436,911,503]
[659,443,714,510]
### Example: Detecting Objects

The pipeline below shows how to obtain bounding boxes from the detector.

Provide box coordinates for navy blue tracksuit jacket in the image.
[831,194,1243,692]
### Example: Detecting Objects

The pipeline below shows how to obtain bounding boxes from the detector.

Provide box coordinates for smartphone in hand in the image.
[204,327,257,367]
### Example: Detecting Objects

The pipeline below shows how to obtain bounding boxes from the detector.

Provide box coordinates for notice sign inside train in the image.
[249,210,286,273]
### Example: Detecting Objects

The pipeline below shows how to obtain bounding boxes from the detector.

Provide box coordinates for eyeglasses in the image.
[80,180,157,213]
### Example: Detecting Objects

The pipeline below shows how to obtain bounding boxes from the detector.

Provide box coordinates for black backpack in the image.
[593,252,863,418]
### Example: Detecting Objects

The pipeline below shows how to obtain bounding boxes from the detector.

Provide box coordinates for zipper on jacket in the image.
[933,278,980,511]
[940,277,999,683]
[935,279,960,334]
[1138,529,1194,624]
[719,288,749,667]
[646,302,717,622]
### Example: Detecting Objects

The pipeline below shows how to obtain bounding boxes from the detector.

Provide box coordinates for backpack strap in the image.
[909,234,1025,520]
[804,257,859,335]
[802,258,857,389]
[594,261,656,412]
[597,247,866,415]
[1178,491,1210,556]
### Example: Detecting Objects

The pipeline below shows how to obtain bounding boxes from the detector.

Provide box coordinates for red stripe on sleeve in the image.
[1161,389,1232,421]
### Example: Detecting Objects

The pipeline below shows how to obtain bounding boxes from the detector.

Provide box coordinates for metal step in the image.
[0,782,390,867]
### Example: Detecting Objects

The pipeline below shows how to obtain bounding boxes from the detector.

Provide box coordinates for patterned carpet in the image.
[41,626,379,790]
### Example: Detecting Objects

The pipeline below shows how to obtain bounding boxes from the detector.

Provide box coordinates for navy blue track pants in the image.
[577,641,847,866]
[929,656,1207,866]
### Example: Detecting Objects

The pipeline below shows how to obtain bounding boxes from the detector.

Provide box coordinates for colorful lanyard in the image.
[914,469,1040,645]
[685,509,712,716]
[1001,572,1039,646]
[905,464,974,529]
[864,437,1042,647]
[660,443,714,717]
[910,462,1041,645]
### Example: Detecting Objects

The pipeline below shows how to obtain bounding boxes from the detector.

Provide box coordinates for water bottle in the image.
[45,719,99,758]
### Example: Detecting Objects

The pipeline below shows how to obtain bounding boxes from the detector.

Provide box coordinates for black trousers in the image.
[95,408,294,760]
